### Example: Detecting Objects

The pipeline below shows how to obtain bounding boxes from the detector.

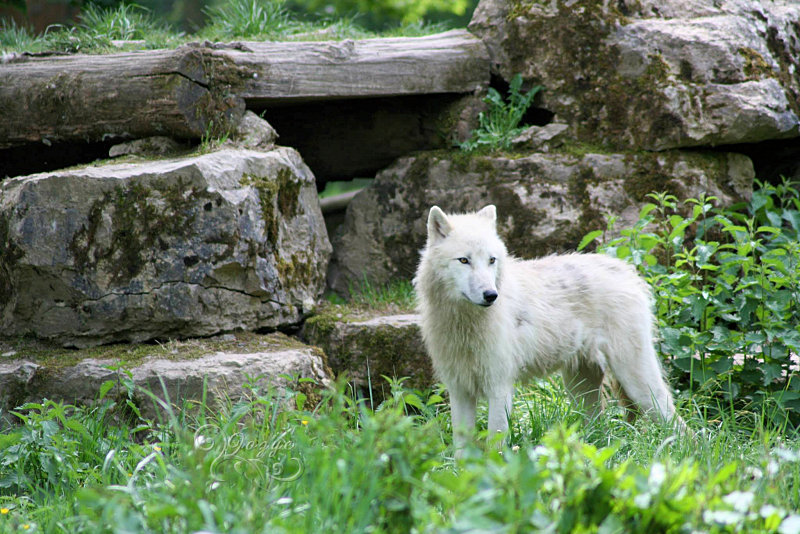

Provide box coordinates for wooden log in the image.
[0,30,488,150]
[0,48,248,150]
[223,29,490,105]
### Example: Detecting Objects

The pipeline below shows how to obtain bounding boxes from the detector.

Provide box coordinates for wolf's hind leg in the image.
[607,342,679,423]
[561,360,605,418]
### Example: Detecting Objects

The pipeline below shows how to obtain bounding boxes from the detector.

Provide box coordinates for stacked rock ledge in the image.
[0,332,333,420]
[0,146,331,348]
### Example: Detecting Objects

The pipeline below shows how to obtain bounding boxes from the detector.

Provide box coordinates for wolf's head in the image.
[421,205,507,307]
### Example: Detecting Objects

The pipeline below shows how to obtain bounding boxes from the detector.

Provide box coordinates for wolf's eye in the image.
[489,257,496,265]
[457,257,469,264]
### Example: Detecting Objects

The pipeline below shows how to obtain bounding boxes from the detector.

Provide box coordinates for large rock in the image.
[0,333,332,419]
[328,149,753,292]
[468,0,800,150]
[301,311,432,394]
[0,148,331,347]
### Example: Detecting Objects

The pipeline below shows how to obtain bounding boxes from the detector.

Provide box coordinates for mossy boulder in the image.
[0,332,332,419]
[327,148,753,292]
[0,147,331,347]
[301,310,433,395]
[468,0,800,149]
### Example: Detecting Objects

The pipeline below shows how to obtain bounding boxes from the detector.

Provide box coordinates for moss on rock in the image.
[1,331,308,370]
[301,308,432,398]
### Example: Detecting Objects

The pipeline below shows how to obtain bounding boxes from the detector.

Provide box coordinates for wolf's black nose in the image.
[483,290,498,304]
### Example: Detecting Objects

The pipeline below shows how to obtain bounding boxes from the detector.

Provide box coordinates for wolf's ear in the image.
[427,206,452,242]
[476,205,497,223]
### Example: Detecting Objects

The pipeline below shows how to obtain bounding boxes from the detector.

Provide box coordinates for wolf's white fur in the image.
[414,205,683,453]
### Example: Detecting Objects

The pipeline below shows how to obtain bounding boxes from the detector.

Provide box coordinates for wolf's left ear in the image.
[427,206,452,242]
[476,205,497,223]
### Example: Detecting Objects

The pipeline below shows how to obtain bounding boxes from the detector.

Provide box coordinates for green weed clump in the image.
[201,0,292,39]
[0,19,37,51]
[460,73,542,152]
[78,3,173,42]
[580,179,800,430]
[0,4,178,54]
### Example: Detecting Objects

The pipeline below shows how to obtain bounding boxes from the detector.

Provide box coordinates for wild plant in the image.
[460,73,543,152]
[581,178,800,429]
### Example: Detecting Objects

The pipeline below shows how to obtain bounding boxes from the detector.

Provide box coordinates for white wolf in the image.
[414,205,684,453]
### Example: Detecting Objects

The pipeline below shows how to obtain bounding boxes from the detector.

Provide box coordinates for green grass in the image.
[1,377,799,532]
[0,0,456,54]
[200,0,293,40]
[0,19,37,51]
[347,278,416,310]
[323,278,416,311]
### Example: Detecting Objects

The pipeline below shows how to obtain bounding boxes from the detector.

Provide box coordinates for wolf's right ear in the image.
[476,205,497,222]
[427,206,452,242]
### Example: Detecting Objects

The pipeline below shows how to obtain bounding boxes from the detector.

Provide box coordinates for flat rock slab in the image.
[327,149,753,293]
[0,147,331,347]
[0,333,332,419]
[301,310,433,395]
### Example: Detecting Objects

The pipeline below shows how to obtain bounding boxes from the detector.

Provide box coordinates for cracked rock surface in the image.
[0,147,331,347]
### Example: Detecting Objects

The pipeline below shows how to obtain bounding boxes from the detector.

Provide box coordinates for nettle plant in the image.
[581,179,800,429]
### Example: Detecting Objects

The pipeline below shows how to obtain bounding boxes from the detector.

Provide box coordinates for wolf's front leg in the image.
[487,388,513,446]
[449,386,476,458]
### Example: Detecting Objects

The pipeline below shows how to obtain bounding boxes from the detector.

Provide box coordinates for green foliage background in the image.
[2,0,478,33]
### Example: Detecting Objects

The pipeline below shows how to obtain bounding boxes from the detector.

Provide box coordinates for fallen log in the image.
[225,29,490,105]
[0,30,489,150]
[0,47,248,149]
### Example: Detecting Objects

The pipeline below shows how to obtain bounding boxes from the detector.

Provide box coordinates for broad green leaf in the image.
[578,230,603,251]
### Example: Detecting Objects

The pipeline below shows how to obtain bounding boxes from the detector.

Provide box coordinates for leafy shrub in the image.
[580,179,800,428]
[460,74,542,152]
[0,396,146,499]
[434,425,800,534]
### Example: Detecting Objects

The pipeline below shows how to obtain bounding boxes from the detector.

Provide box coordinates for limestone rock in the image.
[301,311,433,394]
[327,149,753,292]
[468,0,800,149]
[109,136,186,158]
[0,333,332,419]
[232,110,278,149]
[510,123,569,152]
[0,148,331,347]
